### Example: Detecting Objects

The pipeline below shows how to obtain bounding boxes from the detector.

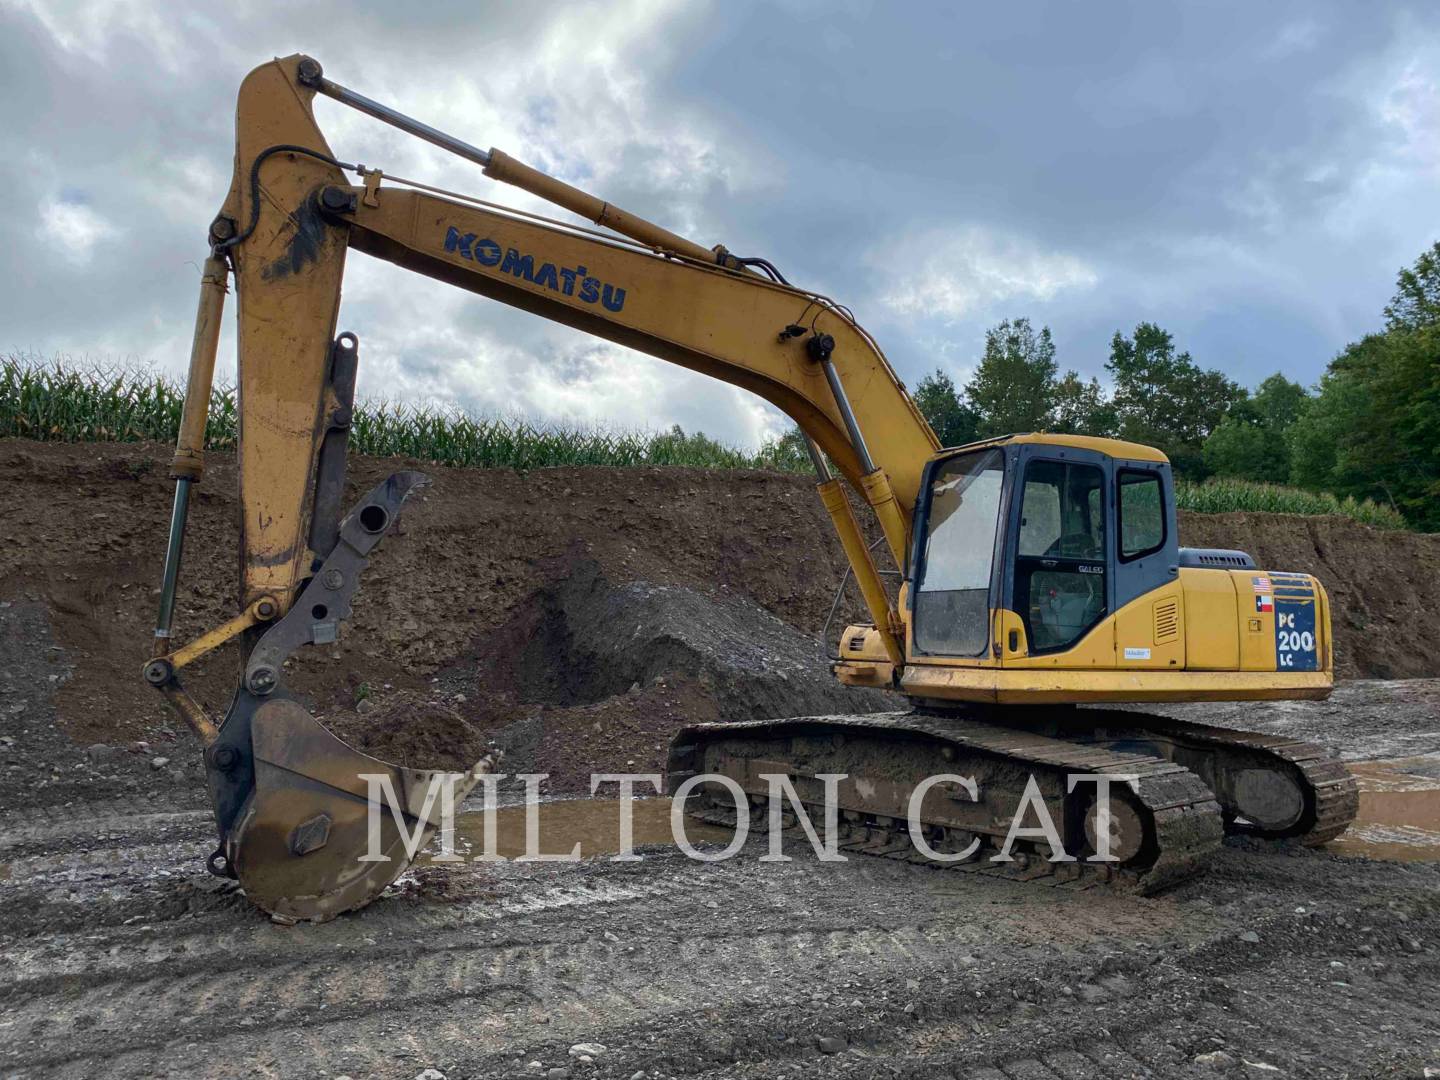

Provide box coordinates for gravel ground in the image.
[2,594,1438,1079]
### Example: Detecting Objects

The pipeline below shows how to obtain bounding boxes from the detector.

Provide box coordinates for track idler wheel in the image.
[1081,790,1147,864]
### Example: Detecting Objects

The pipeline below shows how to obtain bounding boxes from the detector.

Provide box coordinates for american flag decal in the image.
[1252,576,1272,592]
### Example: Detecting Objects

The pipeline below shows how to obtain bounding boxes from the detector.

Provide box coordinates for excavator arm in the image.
[145,55,937,920]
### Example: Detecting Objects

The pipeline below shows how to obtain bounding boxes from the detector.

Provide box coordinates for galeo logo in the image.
[444,226,627,313]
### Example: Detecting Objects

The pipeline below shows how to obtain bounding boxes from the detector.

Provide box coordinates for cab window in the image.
[1118,470,1164,559]
[913,449,1005,656]
[1014,460,1106,653]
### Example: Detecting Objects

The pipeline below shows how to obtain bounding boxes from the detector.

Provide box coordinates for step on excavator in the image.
[146,55,1358,921]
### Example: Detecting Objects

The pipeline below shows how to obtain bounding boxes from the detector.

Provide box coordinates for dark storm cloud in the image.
[667,2,1440,384]
[2,1,1437,443]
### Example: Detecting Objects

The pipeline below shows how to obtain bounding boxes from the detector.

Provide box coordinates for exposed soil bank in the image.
[2,438,1438,794]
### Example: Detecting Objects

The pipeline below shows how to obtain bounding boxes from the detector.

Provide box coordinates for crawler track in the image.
[670,706,1360,898]
[669,711,1225,894]
[1042,708,1361,845]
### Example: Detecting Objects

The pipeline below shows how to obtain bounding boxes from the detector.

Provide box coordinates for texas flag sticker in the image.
[1255,594,1274,613]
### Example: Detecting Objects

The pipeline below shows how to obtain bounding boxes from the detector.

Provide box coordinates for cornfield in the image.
[1175,478,1407,530]
[0,356,1409,529]
[0,355,806,472]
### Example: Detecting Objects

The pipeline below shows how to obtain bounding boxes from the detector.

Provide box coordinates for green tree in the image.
[1287,368,1370,493]
[1252,372,1308,429]
[1289,327,1440,528]
[1202,409,1270,480]
[912,368,980,447]
[1051,371,1114,435]
[966,318,1058,437]
[1202,373,1308,482]
[1383,240,1440,331]
[1285,243,1440,529]
[1107,322,1243,476]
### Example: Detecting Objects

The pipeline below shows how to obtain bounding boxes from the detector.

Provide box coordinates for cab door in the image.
[1005,446,1111,655]
[1111,461,1179,609]
[1110,459,1183,668]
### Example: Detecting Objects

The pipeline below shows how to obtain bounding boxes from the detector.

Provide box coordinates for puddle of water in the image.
[1327,755,1440,863]
[421,797,731,862]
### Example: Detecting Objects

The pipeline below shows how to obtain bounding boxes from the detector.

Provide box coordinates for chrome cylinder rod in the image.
[154,478,192,643]
[813,342,876,475]
[300,61,492,170]
[295,58,722,265]
[803,433,833,482]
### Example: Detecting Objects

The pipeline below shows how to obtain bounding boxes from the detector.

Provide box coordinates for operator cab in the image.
[907,434,1177,660]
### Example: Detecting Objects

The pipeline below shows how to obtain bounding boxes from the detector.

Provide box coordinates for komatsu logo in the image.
[444,226,628,313]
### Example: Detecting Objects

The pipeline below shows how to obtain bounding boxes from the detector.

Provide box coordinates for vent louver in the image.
[1201,553,1245,567]
[1178,547,1257,569]
[1153,598,1180,644]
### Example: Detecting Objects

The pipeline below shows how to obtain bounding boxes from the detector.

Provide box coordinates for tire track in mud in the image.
[2,915,1000,1074]
[570,851,1440,1080]
[0,800,209,850]
[655,949,1440,1080]
[1,846,1159,1078]
[0,830,1185,1078]
[883,936,1440,1077]
[4,810,1440,1078]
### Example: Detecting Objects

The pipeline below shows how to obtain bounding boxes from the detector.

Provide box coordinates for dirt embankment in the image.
[2,439,1437,790]
[0,440,893,794]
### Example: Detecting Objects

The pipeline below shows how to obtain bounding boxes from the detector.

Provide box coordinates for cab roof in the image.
[943,432,1170,464]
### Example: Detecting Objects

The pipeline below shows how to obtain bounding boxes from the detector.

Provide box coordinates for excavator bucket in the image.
[195,470,494,922]
[215,699,494,922]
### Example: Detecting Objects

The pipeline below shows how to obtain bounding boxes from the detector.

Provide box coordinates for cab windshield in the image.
[913,449,1004,656]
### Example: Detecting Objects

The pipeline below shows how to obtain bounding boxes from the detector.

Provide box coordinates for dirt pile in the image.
[329,556,897,782]
[500,557,894,718]
[0,441,877,751]
[2,438,1437,786]
[325,696,490,772]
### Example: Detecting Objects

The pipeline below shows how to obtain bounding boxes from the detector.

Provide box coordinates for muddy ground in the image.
[2,658,1438,1079]
[2,440,1440,1078]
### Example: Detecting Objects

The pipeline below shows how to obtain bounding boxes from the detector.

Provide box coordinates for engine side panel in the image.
[1180,568,1239,669]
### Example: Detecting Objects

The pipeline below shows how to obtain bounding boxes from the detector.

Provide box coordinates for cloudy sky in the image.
[4,1,1439,448]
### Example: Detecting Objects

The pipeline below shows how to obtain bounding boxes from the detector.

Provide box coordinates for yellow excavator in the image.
[145,55,1357,921]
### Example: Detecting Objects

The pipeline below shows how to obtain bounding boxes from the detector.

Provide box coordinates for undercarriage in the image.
[667,707,1359,892]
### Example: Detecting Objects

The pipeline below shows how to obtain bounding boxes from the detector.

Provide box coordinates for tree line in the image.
[907,242,1440,531]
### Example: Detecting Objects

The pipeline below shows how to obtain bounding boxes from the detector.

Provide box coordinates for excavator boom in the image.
[147,54,936,919]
